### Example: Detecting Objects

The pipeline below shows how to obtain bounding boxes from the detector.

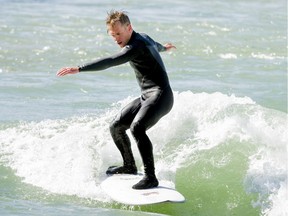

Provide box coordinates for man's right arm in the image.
[57,46,136,76]
[78,54,126,72]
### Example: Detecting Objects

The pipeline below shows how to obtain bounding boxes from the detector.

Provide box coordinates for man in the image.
[57,10,175,189]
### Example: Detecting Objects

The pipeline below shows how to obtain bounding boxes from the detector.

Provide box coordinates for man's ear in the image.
[128,24,133,32]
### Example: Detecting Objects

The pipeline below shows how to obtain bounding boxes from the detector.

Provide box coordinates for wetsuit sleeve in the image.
[155,42,167,52]
[78,46,136,72]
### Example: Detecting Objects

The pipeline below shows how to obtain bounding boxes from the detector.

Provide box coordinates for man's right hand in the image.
[56,67,79,77]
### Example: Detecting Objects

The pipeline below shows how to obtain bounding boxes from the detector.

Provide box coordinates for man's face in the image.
[107,21,132,48]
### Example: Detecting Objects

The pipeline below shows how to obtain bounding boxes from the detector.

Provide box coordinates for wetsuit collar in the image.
[127,31,137,45]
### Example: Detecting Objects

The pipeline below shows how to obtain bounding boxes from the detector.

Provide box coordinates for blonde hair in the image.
[106,10,131,26]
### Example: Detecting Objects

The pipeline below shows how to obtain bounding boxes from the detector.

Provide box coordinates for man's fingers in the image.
[57,68,70,76]
[56,69,65,76]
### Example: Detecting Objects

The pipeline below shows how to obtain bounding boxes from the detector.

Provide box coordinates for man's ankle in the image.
[132,175,159,190]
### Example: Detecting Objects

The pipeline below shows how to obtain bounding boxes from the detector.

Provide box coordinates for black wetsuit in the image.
[79,31,173,188]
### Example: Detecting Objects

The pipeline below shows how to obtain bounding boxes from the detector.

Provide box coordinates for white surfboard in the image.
[101,174,185,205]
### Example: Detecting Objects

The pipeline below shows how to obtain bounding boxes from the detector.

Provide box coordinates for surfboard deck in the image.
[101,174,185,205]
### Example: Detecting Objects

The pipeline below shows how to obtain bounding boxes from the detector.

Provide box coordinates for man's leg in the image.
[106,98,141,175]
[130,89,174,189]
[130,118,158,189]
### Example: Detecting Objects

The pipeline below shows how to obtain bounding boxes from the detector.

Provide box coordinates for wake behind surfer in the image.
[57,10,176,189]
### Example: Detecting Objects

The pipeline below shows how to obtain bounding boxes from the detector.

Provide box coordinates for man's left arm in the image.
[156,42,176,52]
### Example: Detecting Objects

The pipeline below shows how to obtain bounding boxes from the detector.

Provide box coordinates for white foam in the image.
[0,117,115,201]
[266,182,288,216]
[0,91,287,213]
[219,53,238,59]
[149,91,256,172]
[240,106,287,215]
[149,91,287,215]
[251,52,285,60]
[244,112,287,216]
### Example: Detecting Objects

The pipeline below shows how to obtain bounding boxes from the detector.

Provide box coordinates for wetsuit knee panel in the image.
[130,121,146,138]
[109,119,122,134]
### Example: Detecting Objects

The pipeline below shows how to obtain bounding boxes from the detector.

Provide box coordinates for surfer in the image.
[57,10,176,189]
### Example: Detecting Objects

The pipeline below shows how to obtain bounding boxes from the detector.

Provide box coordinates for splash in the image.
[0,91,287,214]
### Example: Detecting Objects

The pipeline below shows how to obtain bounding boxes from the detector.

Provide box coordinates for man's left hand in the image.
[164,43,176,51]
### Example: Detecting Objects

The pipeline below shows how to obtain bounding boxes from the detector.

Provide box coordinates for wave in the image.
[0,91,287,215]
